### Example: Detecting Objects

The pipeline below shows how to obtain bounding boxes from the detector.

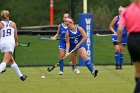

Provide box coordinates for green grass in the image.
[0,35,131,66]
[0,66,135,93]
[93,35,131,65]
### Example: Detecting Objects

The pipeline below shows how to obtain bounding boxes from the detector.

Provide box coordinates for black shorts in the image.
[127,32,140,62]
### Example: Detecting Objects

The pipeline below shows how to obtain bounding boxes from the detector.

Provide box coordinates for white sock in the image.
[0,62,6,73]
[11,63,23,77]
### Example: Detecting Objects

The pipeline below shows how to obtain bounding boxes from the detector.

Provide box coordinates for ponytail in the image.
[1,10,10,21]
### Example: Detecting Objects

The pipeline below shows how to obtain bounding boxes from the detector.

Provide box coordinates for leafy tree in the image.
[0,0,130,29]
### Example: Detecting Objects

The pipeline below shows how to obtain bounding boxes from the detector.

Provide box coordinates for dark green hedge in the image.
[0,0,130,29]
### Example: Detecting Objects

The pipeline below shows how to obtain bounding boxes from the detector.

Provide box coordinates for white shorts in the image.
[0,42,15,53]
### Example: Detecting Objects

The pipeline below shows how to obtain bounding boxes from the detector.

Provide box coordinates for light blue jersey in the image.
[58,23,68,50]
[112,16,127,44]
[67,26,85,51]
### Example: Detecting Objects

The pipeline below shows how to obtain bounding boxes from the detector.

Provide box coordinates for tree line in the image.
[0,0,130,29]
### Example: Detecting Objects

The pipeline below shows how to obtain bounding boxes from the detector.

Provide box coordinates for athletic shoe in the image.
[71,65,80,74]
[1,69,6,73]
[20,75,27,81]
[115,65,121,70]
[58,71,64,75]
[92,70,98,77]
[72,68,80,74]
[69,61,72,66]
[119,65,123,69]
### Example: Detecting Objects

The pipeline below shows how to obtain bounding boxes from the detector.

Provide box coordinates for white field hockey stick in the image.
[96,33,112,37]
[40,37,60,40]
[47,48,76,72]
[18,42,30,47]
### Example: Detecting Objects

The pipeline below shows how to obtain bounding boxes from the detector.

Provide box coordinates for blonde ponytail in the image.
[118,6,124,12]
[1,10,10,21]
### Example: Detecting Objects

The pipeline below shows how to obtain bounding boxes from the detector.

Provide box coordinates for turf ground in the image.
[0,35,131,66]
[0,65,135,93]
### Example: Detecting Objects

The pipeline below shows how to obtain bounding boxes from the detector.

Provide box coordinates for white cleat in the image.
[58,71,64,75]
[72,68,80,74]
[69,61,72,66]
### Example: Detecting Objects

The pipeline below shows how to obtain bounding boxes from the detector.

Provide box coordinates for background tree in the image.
[0,0,130,29]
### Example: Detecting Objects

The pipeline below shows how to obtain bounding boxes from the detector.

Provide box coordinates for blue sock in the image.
[134,78,140,93]
[85,59,93,73]
[115,52,120,66]
[59,60,64,72]
[120,54,124,65]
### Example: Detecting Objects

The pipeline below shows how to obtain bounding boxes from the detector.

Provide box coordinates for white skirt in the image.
[0,42,15,53]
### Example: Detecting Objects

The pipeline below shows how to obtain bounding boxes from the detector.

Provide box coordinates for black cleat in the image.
[115,66,120,70]
[1,69,6,73]
[115,65,122,70]
[20,75,27,81]
[119,65,123,69]
[27,42,30,47]
[92,70,98,77]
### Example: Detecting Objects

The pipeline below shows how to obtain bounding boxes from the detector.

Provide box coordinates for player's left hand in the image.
[16,42,18,47]
[114,32,117,36]
[65,52,70,57]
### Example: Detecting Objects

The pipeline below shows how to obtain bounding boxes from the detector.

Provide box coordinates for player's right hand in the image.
[65,51,70,57]
[50,36,57,40]
[114,32,117,36]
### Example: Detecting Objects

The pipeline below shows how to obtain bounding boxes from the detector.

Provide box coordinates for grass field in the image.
[0,34,134,92]
[0,35,131,66]
[0,65,135,93]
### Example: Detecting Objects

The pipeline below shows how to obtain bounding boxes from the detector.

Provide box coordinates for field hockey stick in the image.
[18,42,30,47]
[30,34,42,44]
[39,37,60,40]
[47,48,76,72]
[96,33,112,37]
